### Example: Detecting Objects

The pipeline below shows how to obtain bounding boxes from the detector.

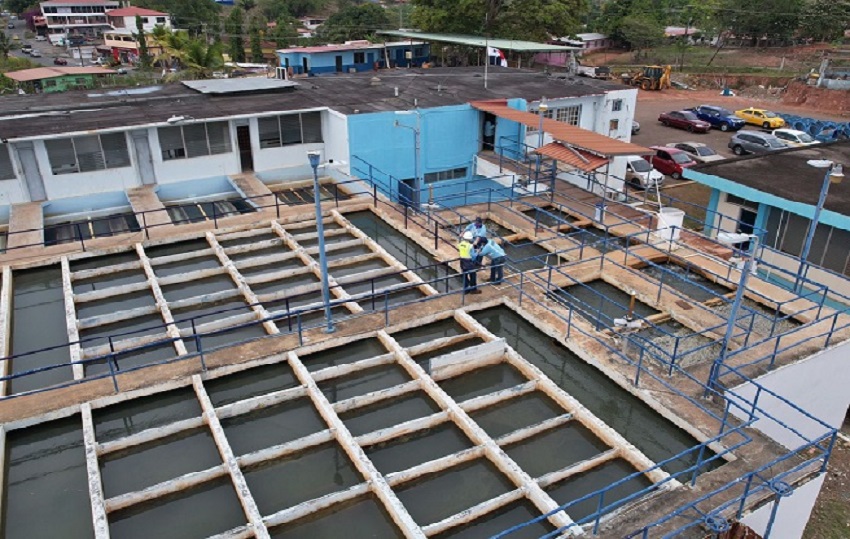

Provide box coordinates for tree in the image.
[0,32,9,60]
[619,14,664,56]
[150,25,190,71]
[249,21,264,62]
[411,0,585,41]
[715,0,802,44]
[319,4,390,42]
[238,0,257,11]
[799,0,850,42]
[226,7,246,62]
[183,37,224,77]
[270,17,300,47]
[134,0,221,35]
[3,0,36,15]
[136,16,152,69]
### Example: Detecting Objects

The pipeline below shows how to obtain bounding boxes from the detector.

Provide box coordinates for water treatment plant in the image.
[0,68,848,538]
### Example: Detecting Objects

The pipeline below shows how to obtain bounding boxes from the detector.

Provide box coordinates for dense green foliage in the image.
[225,7,246,62]
[318,4,390,42]
[134,0,221,35]
[136,15,152,69]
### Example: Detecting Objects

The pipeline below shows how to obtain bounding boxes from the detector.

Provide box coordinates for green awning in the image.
[378,31,579,52]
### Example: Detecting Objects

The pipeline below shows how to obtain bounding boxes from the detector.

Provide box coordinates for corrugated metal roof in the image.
[3,67,115,82]
[378,31,578,52]
[472,100,651,157]
[182,78,298,94]
[535,142,608,171]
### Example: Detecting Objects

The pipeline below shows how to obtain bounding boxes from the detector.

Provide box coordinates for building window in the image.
[612,99,623,112]
[45,133,131,175]
[527,107,554,133]
[765,209,850,275]
[0,147,16,180]
[44,80,57,88]
[424,167,467,183]
[555,105,582,126]
[257,112,323,149]
[158,121,232,161]
[609,119,619,132]
[726,194,758,210]
[353,52,365,63]
[414,47,423,57]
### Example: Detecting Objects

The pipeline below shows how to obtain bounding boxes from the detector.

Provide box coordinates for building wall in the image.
[347,104,479,196]
[324,109,350,173]
[278,45,429,75]
[144,124,239,185]
[39,74,96,93]
[31,135,140,199]
[740,473,825,539]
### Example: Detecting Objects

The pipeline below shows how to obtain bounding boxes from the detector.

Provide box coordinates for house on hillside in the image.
[2,66,115,93]
[277,41,429,75]
[105,6,170,32]
[40,0,118,45]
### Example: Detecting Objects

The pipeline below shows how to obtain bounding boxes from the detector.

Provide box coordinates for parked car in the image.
[6,23,13,29]
[35,35,46,41]
[645,146,697,179]
[116,67,128,74]
[658,110,711,133]
[631,120,640,136]
[734,108,786,129]
[623,155,664,188]
[665,142,725,163]
[689,105,746,132]
[772,128,820,147]
[29,50,41,57]
[20,43,31,53]
[728,131,786,156]
[53,57,68,65]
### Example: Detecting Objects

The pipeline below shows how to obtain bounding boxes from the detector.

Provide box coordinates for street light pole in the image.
[536,98,548,182]
[394,110,421,208]
[794,160,843,294]
[308,151,334,333]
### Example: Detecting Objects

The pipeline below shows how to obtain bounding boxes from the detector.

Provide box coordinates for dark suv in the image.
[728,131,786,155]
[690,105,746,132]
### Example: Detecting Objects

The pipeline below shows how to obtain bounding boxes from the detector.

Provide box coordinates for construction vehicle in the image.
[621,65,672,91]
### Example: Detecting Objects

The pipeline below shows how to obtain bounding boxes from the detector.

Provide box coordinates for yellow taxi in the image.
[734,108,786,129]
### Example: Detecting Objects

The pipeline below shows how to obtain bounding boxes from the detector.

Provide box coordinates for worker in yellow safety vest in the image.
[457,231,481,294]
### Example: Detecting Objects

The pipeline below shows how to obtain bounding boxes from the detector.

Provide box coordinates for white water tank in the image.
[656,207,685,241]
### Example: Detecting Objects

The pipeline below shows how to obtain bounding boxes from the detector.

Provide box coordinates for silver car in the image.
[728,131,786,156]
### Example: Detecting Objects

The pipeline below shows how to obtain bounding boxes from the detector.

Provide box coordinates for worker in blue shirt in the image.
[464,217,488,240]
[474,237,506,284]
[457,230,481,293]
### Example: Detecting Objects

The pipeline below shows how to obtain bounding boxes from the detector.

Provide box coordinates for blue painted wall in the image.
[278,44,430,75]
[494,97,527,160]
[348,104,480,199]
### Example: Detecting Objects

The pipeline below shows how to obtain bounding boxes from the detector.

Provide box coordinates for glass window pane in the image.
[183,124,210,158]
[258,117,281,148]
[100,133,130,169]
[158,126,185,160]
[206,122,232,155]
[45,138,79,174]
[74,135,105,172]
[280,114,302,145]
[301,112,323,143]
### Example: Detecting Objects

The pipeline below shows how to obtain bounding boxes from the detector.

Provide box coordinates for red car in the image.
[644,146,697,179]
[658,110,711,133]
[53,58,68,65]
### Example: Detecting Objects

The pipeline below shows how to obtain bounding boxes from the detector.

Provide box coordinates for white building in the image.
[106,6,170,32]
[40,0,119,45]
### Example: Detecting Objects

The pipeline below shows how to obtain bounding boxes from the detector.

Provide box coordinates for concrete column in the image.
[61,257,84,380]
[136,244,187,356]
[81,404,110,538]
[0,266,12,397]
[12,141,46,201]
[192,376,270,539]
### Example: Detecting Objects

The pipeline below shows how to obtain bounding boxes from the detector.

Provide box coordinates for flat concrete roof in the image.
[690,140,850,218]
[379,31,579,52]
[182,78,298,94]
[0,67,629,140]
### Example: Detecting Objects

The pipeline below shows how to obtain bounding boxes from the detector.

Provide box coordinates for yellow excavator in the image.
[621,65,672,91]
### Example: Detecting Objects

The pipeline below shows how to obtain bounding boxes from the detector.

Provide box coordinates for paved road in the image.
[4,20,78,67]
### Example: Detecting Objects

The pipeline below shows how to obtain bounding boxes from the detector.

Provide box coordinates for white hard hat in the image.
[462,231,473,241]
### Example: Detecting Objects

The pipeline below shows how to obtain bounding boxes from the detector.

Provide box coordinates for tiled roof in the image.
[534,142,609,171]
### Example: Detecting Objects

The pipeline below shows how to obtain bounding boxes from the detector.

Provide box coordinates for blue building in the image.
[686,141,850,294]
[277,41,430,76]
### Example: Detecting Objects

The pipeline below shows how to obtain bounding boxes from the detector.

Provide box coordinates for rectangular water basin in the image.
[340,391,442,437]
[205,362,299,407]
[300,337,387,371]
[93,387,202,442]
[639,261,730,302]
[551,280,660,330]
[469,392,566,439]
[522,206,579,227]
[269,494,402,539]
[365,422,473,475]
[221,397,327,456]
[318,363,410,403]
[439,362,527,402]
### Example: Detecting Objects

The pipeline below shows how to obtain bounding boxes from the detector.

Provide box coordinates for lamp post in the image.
[394,110,421,208]
[536,98,548,182]
[308,151,334,333]
[706,232,759,396]
[794,159,844,294]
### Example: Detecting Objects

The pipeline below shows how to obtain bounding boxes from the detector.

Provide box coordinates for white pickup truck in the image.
[575,65,610,79]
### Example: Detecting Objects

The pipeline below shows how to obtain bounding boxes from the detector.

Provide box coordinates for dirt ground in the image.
[803,422,850,539]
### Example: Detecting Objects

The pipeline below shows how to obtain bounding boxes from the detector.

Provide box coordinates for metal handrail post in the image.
[76,223,86,251]
[309,151,334,333]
